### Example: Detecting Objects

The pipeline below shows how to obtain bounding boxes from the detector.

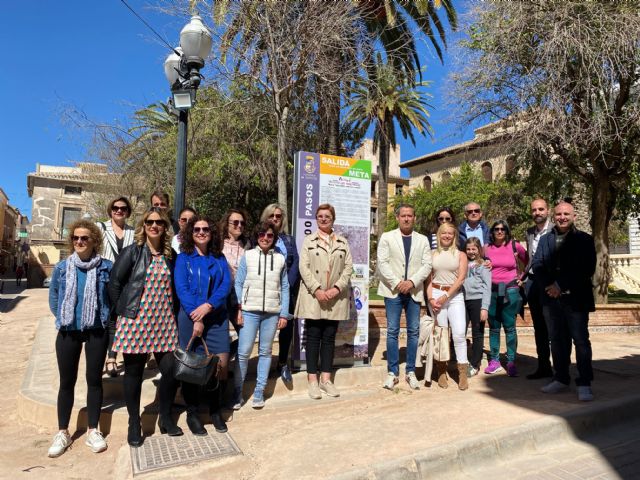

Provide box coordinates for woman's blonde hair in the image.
[260,203,288,233]
[436,222,459,255]
[134,208,173,258]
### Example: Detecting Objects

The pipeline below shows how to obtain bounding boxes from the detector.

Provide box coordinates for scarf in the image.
[60,252,103,330]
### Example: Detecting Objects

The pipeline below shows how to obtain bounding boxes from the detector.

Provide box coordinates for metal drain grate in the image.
[131,432,242,475]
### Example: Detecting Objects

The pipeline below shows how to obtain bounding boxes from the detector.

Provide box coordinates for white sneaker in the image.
[405,372,420,390]
[382,373,399,390]
[85,429,107,453]
[48,431,72,458]
[577,386,594,402]
[541,380,569,394]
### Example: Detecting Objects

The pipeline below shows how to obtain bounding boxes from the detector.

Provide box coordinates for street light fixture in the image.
[163,14,212,215]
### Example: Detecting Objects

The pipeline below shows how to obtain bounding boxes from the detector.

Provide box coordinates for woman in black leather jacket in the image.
[109,208,181,447]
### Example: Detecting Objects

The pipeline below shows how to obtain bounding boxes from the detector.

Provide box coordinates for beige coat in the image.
[295,231,353,321]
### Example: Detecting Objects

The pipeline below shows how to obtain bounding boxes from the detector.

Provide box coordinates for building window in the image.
[371,180,376,196]
[441,171,452,182]
[481,162,493,182]
[64,185,82,195]
[395,184,403,196]
[423,175,432,192]
[61,207,82,238]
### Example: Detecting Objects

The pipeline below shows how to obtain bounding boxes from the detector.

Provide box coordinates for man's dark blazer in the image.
[531,226,596,312]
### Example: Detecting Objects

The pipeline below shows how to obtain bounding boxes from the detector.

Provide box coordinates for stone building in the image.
[0,188,18,273]
[353,139,409,235]
[26,163,124,281]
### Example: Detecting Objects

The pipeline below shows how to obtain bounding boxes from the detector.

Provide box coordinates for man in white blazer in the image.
[377,204,432,390]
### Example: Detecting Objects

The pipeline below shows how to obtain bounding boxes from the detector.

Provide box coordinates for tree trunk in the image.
[276,105,289,220]
[590,168,613,304]
[376,133,390,241]
[317,76,341,155]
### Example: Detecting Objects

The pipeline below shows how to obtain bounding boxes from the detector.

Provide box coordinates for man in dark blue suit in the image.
[532,201,596,401]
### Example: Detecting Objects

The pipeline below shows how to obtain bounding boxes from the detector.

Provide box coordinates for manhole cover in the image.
[131,432,242,475]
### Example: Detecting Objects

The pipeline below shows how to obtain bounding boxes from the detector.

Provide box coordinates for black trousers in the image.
[55,329,109,430]
[465,299,486,369]
[527,279,552,370]
[305,320,338,374]
[122,351,177,421]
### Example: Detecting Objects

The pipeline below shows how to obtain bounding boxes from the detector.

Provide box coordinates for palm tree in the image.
[346,54,433,238]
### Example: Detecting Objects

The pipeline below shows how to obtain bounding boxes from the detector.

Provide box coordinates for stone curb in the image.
[331,393,640,480]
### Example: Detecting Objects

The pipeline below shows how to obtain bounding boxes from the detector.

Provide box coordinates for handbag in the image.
[432,324,451,362]
[173,336,219,386]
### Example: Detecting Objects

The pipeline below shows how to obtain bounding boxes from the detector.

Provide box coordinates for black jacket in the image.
[531,226,596,312]
[109,243,176,319]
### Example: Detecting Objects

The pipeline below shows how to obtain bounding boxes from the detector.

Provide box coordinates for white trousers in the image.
[432,288,468,364]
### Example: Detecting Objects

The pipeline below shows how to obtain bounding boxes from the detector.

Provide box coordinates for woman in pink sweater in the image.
[483,220,528,377]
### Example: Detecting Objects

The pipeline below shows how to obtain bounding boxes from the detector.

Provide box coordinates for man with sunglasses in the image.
[522,198,554,380]
[532,201,596,401]
[457,202,490,251]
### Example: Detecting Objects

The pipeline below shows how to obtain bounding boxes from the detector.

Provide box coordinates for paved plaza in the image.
[1,281,639,479]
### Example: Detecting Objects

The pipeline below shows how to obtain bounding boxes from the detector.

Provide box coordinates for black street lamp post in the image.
[163,15,212,215]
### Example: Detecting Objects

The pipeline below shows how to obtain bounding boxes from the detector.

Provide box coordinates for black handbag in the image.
[173,336,219,386]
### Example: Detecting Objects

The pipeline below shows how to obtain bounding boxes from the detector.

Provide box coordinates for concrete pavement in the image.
[4,284,640,479]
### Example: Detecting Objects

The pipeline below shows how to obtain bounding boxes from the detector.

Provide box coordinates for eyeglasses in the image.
[466,209,481,214]
[493,227,506,232]
[179,217,192,223]
[152,202,167,209]
[193,226,211,234]
[72,235,90,243]
[229,220,246,227]
[317,215,333,220]
[438,217,452,222]
[111,205,129,213]
[258,232,275,240]
[144,219,167,228]
[269,213,282,220]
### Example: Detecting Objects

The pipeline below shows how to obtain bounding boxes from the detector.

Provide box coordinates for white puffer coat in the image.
[240,247,286,314]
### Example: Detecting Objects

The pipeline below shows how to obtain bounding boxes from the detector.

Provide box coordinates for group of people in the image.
[47,190,353,458]
[46,189,596,459]
[377,200,596,400]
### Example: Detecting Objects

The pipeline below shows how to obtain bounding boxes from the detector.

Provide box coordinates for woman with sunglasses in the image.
[109,208,181,447]
[174,216,231,434]
[47,220,112,457]
[483,220,528,377]
[296,204,353,399]
[259,203,300,384]
[219,208,250,351]
[97,197,135,377]
[428,207,457,250]
[171,207,197,254]
[233,221,290,409]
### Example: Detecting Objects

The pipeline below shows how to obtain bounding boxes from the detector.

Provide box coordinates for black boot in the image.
[209,381,228,433]
[158,414,183,436]
[186,411,208,436]
[128,417,143,447]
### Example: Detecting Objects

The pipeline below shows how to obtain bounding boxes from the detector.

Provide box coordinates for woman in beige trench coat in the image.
[295,203,353,400]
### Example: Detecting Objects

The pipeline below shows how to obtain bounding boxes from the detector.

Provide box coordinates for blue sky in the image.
[0,0,472,218]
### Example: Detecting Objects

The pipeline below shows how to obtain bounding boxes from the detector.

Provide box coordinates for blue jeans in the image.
[488,288,521,363]
[384,294,420,376]
[234,311,279,392]
[543,299,593,386]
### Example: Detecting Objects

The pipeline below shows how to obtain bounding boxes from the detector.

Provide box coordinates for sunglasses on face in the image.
[269,213,282,220]
[72,235,90,243]
[229,220,246,227]
[466,209,481,214]
[179,217,191,223]
[193,226,211,234]
[258,232,275,240]
[438,216,452,222]
[152,202,167,209]
[493,227,506,232]
[112,205,129,213]
[144,219,167,228]
[317,215,333,220]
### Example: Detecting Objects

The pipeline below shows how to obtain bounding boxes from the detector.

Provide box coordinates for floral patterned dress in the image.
[112,255,179,354]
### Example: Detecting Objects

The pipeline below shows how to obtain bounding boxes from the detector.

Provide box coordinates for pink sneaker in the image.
[484,359,503,374]
[507,362,518,377]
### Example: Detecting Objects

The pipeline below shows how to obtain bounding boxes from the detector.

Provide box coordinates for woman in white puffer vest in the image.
[233,221,291,409]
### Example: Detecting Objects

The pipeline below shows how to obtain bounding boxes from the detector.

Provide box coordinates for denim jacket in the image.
[49,258,113,330]
[174,251,231,316]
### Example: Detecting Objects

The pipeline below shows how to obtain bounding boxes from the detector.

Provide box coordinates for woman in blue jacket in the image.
[174,216,231,435]
[47,220,112,458]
